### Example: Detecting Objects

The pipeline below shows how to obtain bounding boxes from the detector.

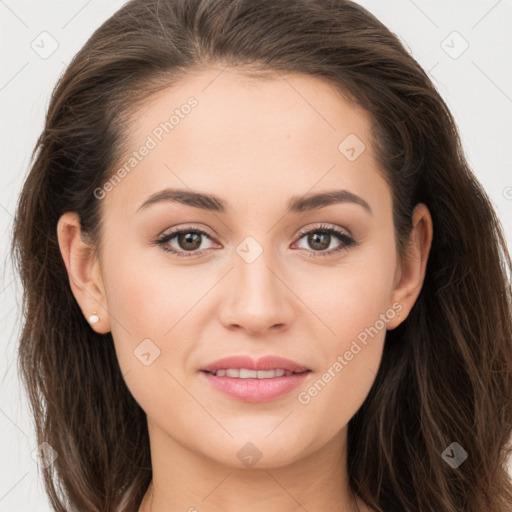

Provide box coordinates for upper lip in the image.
[200,355,310,373]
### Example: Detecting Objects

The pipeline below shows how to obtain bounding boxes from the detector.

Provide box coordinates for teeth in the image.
[210,368,295,378]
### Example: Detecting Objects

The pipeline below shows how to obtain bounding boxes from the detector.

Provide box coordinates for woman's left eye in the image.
[154,224,356,258]
[293,225,357,257]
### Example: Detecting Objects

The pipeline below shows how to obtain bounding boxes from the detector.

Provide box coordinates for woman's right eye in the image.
[155,227,216,258]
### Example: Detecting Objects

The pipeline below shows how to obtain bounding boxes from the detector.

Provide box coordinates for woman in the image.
[11,0,512,511]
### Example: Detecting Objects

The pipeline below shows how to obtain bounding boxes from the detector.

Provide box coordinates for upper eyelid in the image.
[158,225,214,241]
[296,224,352,237]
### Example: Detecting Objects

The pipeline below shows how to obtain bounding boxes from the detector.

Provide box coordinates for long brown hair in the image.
[11,0,512,510]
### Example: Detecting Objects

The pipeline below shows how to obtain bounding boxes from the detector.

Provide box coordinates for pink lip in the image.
[200,355,310,373]
[199,355,311,403]
[200,371,311,403]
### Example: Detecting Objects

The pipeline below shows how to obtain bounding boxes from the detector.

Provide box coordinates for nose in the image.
[217,250,296,336]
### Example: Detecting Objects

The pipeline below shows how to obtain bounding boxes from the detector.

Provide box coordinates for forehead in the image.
[126,67,372,152]
[103,68,388,219]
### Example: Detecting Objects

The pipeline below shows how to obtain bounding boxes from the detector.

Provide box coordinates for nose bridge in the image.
[234,236,283,308]
[217,234,294,334]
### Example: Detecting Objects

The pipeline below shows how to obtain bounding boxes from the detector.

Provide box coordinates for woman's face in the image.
[61,68,431,469]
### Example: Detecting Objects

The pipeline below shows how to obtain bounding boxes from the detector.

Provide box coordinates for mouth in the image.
[202,368,310,378]
[200,354,310,373]
[199,355,312,402]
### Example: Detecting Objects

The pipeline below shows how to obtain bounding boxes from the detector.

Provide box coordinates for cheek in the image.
[100,242,218,401]
[294,281,391,448]
[102,244,207,336]
[293,337,382,458]
[291,240,396,426]
[302,239,397,345]
[100,247,192,415]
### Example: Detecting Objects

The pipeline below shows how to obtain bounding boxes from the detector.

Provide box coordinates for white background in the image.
[1,1,511,510]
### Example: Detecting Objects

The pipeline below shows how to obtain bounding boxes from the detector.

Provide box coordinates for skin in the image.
[57,68,433,512]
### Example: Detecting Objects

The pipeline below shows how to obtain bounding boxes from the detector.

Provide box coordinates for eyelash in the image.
[154,224,357,259]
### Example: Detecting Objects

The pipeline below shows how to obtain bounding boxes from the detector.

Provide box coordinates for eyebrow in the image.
[137,188,372,215]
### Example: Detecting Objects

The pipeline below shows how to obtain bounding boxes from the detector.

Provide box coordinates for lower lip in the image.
[200,370,311,402]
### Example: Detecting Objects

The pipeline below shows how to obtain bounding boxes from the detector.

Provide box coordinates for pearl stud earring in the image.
[88,312,100,324]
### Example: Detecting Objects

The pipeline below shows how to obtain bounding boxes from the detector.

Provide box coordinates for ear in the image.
[56,212,111,333]
[386,203,433,330]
